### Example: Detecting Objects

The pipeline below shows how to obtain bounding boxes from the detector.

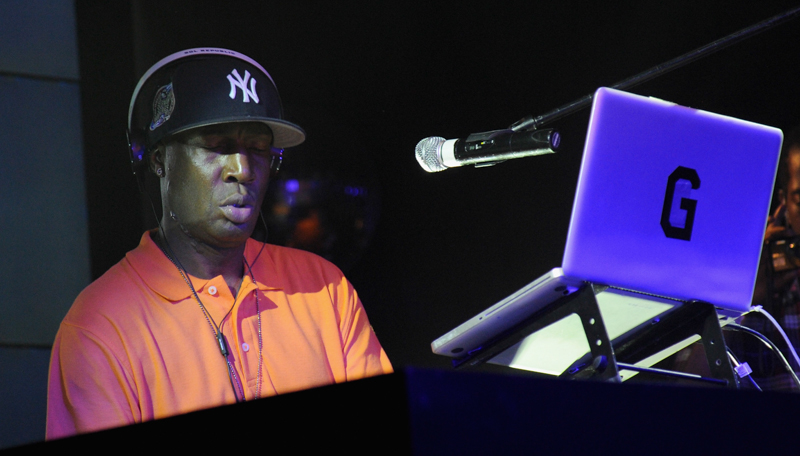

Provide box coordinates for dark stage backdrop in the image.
[76,1,800,370]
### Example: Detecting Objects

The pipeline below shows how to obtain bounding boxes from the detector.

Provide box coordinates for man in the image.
[46,48,392,439]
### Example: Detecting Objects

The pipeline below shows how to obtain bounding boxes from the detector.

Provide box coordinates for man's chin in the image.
[207,221,258,248]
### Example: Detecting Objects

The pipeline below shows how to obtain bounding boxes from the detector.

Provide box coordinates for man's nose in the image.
[223,149,256,183]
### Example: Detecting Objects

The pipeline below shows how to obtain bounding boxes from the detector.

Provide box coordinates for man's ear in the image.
[149,144,165,175]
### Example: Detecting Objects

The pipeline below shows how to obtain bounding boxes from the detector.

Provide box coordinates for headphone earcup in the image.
[270,149,283,178]
[127,128,148,193]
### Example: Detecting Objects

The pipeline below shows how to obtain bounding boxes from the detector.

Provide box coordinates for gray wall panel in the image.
[0,0,79,79]
[0,76,90,345]
[0,347,49,449]
[0,0,86,450]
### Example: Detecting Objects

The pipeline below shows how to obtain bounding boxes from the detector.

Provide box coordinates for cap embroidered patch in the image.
[150,83,175,131]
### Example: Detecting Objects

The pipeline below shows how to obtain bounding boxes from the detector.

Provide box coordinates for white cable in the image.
[728,352,739,367]
[727,350,762,391]
[752,305,800,371]
[726,322,800,389]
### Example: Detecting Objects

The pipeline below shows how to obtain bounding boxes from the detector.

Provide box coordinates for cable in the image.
[727,348,762,392]
[144,147,271,402]
[146,194,246,402]
[251,211,269,265]
[724,323,800,390]
[751,305,800,371]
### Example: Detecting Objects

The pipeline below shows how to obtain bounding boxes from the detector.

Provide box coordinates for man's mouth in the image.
[220,204,254,224]
[219,195,256,224]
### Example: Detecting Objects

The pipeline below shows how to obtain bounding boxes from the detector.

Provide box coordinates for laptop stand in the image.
[452,284,740,388]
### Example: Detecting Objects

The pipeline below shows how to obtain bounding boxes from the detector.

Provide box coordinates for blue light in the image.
[285,179,300,193]
[344,186,366,197]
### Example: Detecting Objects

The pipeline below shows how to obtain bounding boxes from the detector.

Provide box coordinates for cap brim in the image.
[264,119,306,148]
[166,117,306,149]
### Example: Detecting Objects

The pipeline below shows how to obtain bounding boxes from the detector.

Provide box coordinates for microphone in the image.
[415,128,561,173]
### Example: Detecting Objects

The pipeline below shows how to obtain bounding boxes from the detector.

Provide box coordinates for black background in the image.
[76,1,800,370]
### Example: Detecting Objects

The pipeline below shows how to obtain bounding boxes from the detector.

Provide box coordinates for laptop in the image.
[432,87,783,378]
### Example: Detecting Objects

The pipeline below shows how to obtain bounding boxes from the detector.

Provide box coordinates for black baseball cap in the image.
[128,48,305,160]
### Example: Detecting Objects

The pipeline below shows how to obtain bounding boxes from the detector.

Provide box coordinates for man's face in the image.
[159,122,275,249]
[785,146,800,234]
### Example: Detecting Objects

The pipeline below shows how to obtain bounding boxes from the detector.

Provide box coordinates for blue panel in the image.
[0,347,50,449]
[0,76,90,345]
[0,0,79,79]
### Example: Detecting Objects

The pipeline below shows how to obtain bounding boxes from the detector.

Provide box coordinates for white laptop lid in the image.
[562,87,782,313]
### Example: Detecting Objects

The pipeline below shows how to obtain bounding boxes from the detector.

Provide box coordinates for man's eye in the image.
[191,142,273,155]
[198,143,226,153]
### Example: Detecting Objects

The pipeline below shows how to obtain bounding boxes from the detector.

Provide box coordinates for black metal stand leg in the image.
[574,287,620,382]
[610,299,739,388]
[699,304,738,388]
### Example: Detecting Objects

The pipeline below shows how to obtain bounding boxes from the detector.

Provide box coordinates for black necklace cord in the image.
[147,196,248,401]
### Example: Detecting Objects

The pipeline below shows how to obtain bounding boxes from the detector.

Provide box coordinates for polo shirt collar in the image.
[243,238,285,292]
[127,231,284,301]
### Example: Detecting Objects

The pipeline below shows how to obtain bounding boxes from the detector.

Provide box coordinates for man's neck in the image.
[155,227,247,298]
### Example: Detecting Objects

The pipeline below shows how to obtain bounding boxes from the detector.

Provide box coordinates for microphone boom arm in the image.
[510,6,800,132]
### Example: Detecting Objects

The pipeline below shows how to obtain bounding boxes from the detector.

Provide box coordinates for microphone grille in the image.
[415,136,447,173]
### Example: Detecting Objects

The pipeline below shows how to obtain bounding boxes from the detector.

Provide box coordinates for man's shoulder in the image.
[265,242,335,265]
[62,255,147,329]
[248,240,348,291]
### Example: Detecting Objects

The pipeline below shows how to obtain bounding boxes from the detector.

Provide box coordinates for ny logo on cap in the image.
[227,69,259,103]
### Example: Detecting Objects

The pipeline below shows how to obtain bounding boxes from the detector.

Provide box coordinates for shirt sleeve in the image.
[337,277,393,380]
[46,323,139,439]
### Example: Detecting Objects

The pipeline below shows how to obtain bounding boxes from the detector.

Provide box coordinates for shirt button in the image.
[208,286,218,296]
[242,343,250,352]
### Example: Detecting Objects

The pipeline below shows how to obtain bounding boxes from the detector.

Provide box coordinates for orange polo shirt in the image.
[46,231,392,439]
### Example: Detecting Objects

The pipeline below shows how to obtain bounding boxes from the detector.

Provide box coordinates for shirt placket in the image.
[194,273,275,400]
[197,276,249,399]
[230,276,269,400]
